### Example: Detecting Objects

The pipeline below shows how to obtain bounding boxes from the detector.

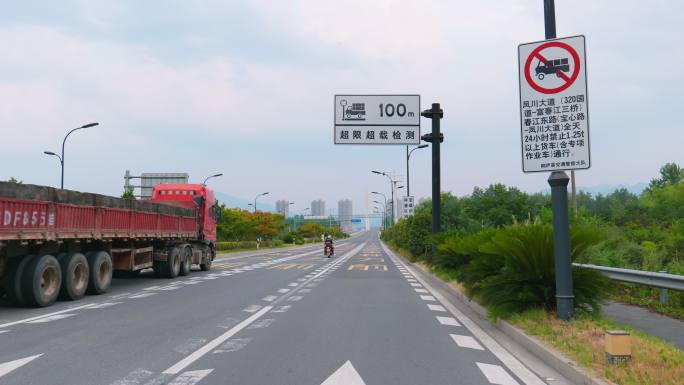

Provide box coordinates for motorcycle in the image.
[324,244,334,258]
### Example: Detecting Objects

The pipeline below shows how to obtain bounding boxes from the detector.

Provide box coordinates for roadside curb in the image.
[393,250,613,385]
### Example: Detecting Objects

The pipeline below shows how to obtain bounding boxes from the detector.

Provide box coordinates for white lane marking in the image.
[288,282,299,287]
[111,368,155,385]
[243,305,262,313]
[410,283,422,287]
[272,305,291,313]
[174,338,209,355]
[407,279,417,282]
[143,286,161,291]
[201,276,219,280]
[381,242,545,385]
[299,288,312,294]
[0,303,95,329]
[262,295,278,302]
[109,292,133,300]
[212,338,251,353]
[163,306,272,374]
[26,314,76,323]
[436,316,461,326]
[158,285,182,291]
[476,363,520,385]
[451,334,485,350]
[0,354,43,378]
[167,369,214,385]
[414,288,428,293]
[247,319,275,330]
[129,292,157,299]
[321,360,366,385]
[424,299,444,310]
[0,330,9,334]
[287,296,303,302]
[420,295,436,301]
[277,289,290,293]
[180,280,200,285]
[87,302,122,309]
[297,278,307,281]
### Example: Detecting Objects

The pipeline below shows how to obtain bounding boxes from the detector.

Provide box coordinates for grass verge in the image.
[509,309,684,385]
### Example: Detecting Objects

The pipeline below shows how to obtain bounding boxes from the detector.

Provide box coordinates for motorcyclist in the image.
[324,235,334,256]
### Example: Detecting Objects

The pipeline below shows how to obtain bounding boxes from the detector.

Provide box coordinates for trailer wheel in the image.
[5,255,34,306]
[58,253,89,301]
[179,246,192,276]
[86,251,113,295]
[163,247,181,278]
[21,254,61,307]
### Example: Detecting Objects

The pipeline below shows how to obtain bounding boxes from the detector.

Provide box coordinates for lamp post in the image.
[202,173,223,185]
[253,192,269,213]
[406,144,428,197]
[372,171,398,225]
[372,191,388,229]
[44,122,98,189]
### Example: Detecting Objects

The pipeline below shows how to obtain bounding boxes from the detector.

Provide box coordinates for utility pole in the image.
[421,103,444,242]
[544,0,574,321]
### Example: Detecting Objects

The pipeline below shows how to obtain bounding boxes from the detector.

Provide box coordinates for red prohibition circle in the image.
[524,41,580,94]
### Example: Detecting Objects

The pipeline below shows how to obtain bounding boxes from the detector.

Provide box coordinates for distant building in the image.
[397,196,415,220]
[338,199,353,231]
[311,199,326,216]
[124,170,189,199]
[275,200,291,217]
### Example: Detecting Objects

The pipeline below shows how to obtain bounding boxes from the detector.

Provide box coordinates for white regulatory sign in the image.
[334,95,420,145]
[518,35,590,173]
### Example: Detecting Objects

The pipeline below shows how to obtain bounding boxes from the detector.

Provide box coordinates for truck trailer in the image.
[0,182,219,307]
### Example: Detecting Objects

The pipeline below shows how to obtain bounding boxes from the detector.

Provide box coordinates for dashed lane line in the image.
[163,242,366,375]
[381,242,546,385]
[476,362,520,385]
[451,334,485,350]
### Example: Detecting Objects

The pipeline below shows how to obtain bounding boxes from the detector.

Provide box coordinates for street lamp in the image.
[44,122,99,189]
[372,193,387,229]
[406,144,428,197]
[372,170,399,225]
[253,192,269,213]
[202,173,223,185]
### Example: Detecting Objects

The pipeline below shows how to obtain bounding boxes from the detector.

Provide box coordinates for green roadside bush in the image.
[428,224,609,319]
[215,241,258,251]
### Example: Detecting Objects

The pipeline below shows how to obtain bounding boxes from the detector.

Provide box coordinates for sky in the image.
[1,0,682,215]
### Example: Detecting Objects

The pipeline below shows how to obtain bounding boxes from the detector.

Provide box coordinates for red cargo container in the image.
[0,182,219,308]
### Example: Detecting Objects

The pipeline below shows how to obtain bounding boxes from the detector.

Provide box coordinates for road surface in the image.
[0,231,568,385]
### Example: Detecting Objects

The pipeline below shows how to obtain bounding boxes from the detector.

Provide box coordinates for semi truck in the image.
[0,181,219,308]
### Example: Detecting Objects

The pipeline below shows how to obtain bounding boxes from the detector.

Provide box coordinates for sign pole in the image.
[421,103,444,250]
[544,0,574,321]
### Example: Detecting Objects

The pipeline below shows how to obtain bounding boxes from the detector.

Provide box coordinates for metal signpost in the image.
[518,0,591,321]
[334,95,420,145]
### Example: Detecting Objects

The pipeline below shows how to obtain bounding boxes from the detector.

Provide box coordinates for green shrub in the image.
[476,224,608,318]
[215,241,258,251]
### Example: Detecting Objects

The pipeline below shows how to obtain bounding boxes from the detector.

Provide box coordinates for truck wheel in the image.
[86,251,113,295]
[5,255,33,306]
[21,254,61,307]
[200,249,212,271]
[179,247,191,276]
[58,253,89,301]
[199,260,211,271]
[163,247,181,278]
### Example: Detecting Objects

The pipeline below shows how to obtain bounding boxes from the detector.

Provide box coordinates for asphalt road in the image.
[0,231,568,385]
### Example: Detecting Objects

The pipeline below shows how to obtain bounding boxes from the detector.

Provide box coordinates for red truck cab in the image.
[150,184,219,243]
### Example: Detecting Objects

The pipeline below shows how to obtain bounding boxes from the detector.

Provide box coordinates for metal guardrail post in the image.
[658,271,669,304]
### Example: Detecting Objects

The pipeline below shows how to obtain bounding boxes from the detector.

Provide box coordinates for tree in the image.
[7,177,22,184]
[648,162,683,191]
[121,187,135,200]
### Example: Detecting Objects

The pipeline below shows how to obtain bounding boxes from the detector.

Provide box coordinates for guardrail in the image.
[574,263,684,304]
